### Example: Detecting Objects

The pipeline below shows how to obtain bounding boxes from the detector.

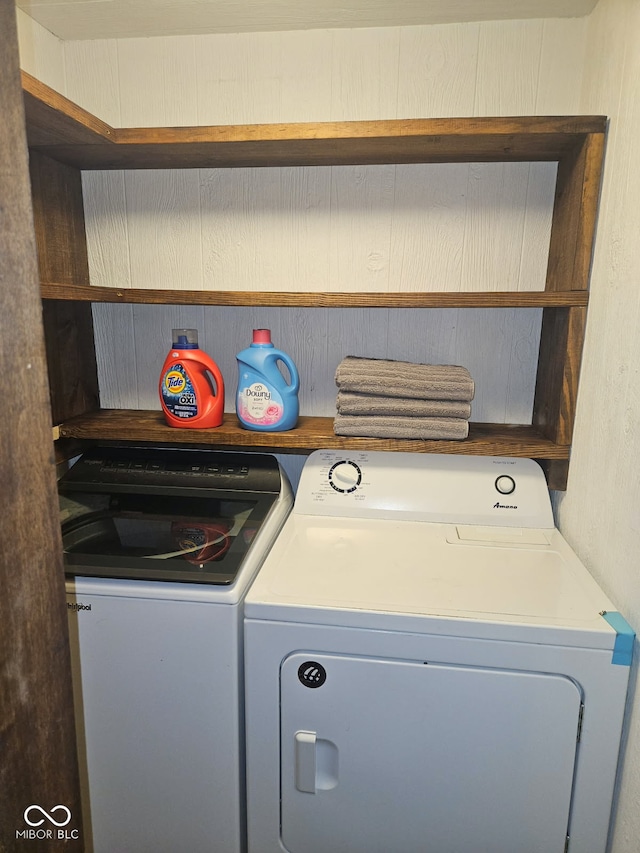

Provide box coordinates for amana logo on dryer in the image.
[493,502,518,510]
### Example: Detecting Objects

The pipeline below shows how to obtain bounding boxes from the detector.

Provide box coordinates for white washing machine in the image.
[244,450,634,853]
[59,446,293,853]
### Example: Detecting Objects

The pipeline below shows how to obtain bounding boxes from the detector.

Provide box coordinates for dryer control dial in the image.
[328,460,362,493]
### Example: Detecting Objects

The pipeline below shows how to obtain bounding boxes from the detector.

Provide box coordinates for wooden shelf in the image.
[24,71,607,489]
[57,410,569,458]
[22,72,606,172]
[40,284,590,308]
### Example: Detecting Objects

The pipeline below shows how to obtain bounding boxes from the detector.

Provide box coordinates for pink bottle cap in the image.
[252,329,272,344]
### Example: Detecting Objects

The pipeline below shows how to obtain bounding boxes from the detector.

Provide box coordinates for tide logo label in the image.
[164,369,187,395]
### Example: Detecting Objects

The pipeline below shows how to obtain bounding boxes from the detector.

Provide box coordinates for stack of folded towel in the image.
[333,356,474,440]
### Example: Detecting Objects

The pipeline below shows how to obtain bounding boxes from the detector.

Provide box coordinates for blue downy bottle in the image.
[235,329,299,431]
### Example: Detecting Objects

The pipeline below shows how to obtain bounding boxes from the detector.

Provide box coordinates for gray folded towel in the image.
[333,414,469,440]
[336,390,472,419]
[335,357,474,401]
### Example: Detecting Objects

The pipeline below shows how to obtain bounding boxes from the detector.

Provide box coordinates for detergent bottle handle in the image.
[198,351,225,397]
[271,351,299,393]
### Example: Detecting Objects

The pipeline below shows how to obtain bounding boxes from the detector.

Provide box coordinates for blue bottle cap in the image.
[172,328,199,349]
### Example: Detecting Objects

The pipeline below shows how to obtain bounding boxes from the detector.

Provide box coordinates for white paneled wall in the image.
[83,161,553,296]
[15,7,65,92]
[53,20,586,438]
[554,2,640,849]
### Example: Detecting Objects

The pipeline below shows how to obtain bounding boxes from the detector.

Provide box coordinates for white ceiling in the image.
[16,0,598,41]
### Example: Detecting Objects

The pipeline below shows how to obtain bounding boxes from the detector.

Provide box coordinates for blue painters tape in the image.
[601,612,635,666]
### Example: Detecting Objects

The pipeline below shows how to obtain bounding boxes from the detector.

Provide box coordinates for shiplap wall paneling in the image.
[557,0,640,583]
[126,169,204,290]
[330,27,400,121]
[83,171,130,288]
[84,161,554,295]
[475,20,542,114]
[390,164,468,292]
[196,32,296,125]
[118,36,198,126]
[26,19,588,124]
[397,24,479,117]
[200,167,332,293]
[329,165,396,292]
[516,163,559,291]
[278,30,334,123]
[92,302,138,407]
[461,162,552,292]
[64,37,121,125]
[536,19,587,114]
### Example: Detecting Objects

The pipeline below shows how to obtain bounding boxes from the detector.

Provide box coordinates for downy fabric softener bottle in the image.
[235,329,299,431]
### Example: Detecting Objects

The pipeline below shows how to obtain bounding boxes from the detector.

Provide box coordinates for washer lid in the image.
[59,446,285,585]
[61,491,269,585]
[245,515,616,644]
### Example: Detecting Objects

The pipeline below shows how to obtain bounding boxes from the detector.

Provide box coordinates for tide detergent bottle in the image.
[159,329,225,428]
[236,329,299,431]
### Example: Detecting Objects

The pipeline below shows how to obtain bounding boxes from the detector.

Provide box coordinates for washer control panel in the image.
[294,450,554,528]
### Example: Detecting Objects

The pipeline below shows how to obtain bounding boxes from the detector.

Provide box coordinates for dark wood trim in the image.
[29,152,91,287]
[43,300,100,425]
[536,459,571,492]
[545,131,606,293]
[22,70,114,147]
[1,4,82,850]
[533,306,588,446]
[29,151,100,426]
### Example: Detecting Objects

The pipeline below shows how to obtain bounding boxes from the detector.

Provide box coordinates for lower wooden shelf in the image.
[56,410,570,484]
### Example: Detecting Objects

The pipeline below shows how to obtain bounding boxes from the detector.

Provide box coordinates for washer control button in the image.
[495,475,516,495]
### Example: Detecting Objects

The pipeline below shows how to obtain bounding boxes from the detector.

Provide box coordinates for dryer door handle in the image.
[294,731,339,794]
[295,731,317,793]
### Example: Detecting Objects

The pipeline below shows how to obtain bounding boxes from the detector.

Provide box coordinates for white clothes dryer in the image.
[244,450,633,853]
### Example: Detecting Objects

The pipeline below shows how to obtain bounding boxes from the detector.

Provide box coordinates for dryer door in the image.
[280,653,582,853]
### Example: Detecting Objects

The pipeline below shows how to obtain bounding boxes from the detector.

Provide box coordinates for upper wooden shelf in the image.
[22,71,607,172]
[40,283,590,308]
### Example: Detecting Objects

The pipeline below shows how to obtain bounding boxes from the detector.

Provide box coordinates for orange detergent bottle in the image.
[159,329,225,428]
